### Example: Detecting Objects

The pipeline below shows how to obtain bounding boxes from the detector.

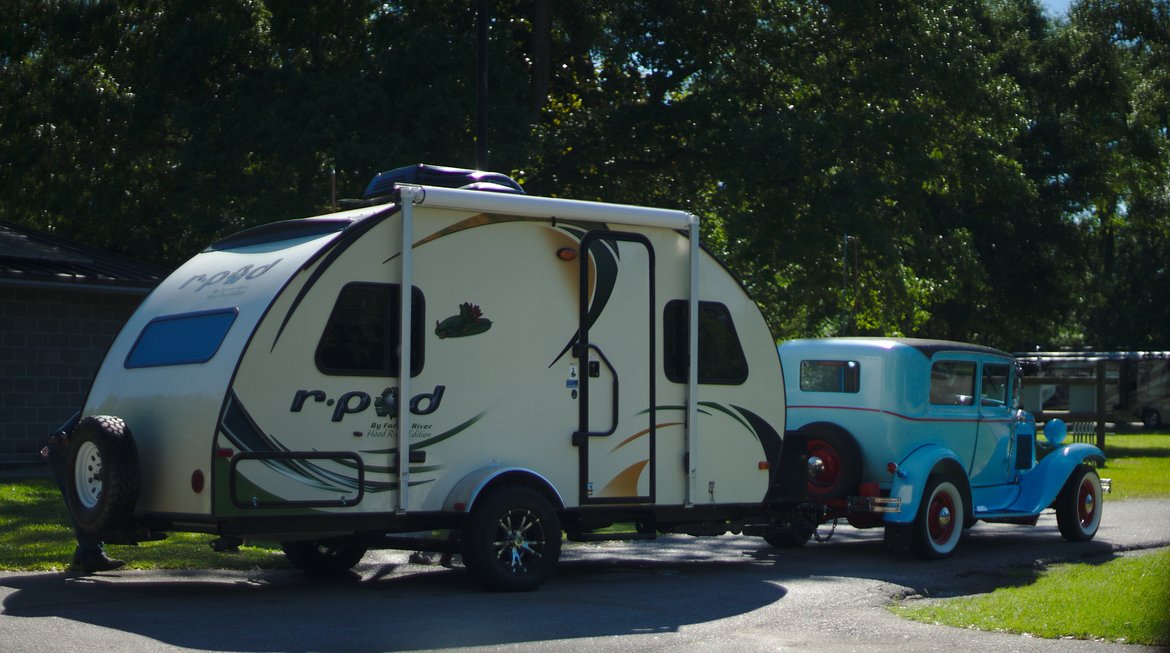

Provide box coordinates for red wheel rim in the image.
[807,438,841,496]
[928,487,956,545]
[1077,477,1097,528]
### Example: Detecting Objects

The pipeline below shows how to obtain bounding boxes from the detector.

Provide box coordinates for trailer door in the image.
[574,231,656,505]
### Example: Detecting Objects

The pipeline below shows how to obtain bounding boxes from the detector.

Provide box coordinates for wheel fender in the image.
[443,466,565,513]
[1009,443,1106,514]
[884,445,968,525]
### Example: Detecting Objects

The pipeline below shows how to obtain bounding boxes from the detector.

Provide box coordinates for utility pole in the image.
[476,0,489,169]
[841,234,858,335]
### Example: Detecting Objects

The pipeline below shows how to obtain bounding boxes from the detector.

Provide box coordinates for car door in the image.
[970,360,1017,488]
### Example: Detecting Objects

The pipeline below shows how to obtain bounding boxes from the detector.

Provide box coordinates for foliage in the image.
[2,0,1169,349]
[891,547,1170,646]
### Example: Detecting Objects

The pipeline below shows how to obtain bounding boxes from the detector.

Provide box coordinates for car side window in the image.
[981,363,1011,406]
[930,360,976,405]
[799,360,860,393]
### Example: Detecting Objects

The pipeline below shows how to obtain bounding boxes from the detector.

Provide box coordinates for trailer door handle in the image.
[572,345,619,445]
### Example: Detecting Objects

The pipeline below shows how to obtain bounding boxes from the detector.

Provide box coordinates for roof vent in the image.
[363,164,524,200]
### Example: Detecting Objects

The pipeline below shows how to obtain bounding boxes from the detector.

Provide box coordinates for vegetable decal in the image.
[435,302,492,339]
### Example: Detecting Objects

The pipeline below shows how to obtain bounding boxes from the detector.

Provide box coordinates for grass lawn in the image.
[893,431,1170,646]
[0,478,286,572]
[1098,433,1170,498]
[891,548,1170,646]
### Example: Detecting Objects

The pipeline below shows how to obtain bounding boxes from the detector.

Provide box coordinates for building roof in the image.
[0,220,168,292]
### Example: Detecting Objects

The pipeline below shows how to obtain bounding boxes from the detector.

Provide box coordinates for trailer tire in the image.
[65,415,140,535]
[462,485,561,592]
[911,473,965,559]
[281,537,368,576]
[803,423,862,500]
[1055,464,1102,542]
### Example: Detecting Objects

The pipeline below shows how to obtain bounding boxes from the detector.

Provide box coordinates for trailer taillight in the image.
[191,469,205,493]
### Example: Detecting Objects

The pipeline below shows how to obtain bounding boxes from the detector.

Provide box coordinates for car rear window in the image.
[799,360,860,393]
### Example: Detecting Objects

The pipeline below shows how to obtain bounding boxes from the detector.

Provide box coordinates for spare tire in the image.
[65,415,140,534]
[802,422,863,500]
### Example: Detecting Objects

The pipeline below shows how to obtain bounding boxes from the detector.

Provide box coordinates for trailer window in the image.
[663,300,748,384]
[316,283,424,376]
[799,360,860,393]
[125,308,239,368]
[930,360,976,405]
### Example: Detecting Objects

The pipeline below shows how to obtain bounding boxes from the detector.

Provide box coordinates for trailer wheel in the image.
[911,473,965,559]
[804,424,862,499]
[281,537,368,576]
[1055,464,1102,542]
[462,485,561,592]
[65,415,140,534]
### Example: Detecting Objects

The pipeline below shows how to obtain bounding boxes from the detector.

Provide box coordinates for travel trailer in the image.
[62,164,808,591]
[779,338,1108,558]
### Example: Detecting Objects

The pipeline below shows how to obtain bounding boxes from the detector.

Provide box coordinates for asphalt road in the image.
[1,499,1168,653]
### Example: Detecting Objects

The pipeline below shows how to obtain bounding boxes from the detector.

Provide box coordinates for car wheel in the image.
[803,424,862,500]
[462,485,561,592]
[1055,464,1102,542]
[65,415,140,534]
[911,474,965,559]
[281,537,368,576]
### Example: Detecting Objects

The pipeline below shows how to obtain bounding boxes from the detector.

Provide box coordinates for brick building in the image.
[0,221,166,469]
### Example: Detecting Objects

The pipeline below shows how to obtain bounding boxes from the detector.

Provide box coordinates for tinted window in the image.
[316,283,424,376]
[125,308,238,368]
[930,360,977,405]
[800,360,860,393]
[663,300,749,384]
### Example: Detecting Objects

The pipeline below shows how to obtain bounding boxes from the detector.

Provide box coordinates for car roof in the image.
[781,337,1012,360]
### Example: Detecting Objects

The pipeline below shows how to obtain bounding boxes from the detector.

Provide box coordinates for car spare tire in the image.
[65,415,141,534]
[802,423,863,500]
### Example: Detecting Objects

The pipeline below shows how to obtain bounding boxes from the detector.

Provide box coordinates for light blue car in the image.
[779,337,1108,558]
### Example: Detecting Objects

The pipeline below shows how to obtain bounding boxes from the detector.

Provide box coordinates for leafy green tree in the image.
[1067,0,1170,348]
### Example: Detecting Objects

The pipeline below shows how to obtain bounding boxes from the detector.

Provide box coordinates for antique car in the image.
[779,337,1108,558]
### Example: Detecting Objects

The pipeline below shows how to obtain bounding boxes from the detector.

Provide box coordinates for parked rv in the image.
[780,338,1108,558]
[61,164,808,591]
[1016,350,1170,428]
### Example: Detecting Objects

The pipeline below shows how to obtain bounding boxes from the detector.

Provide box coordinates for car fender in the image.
[1007,443,1106,515]
[884,444,969,524]
[443,466,565,513]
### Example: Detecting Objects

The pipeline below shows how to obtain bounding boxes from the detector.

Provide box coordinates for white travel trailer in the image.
[63,165,807,591]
